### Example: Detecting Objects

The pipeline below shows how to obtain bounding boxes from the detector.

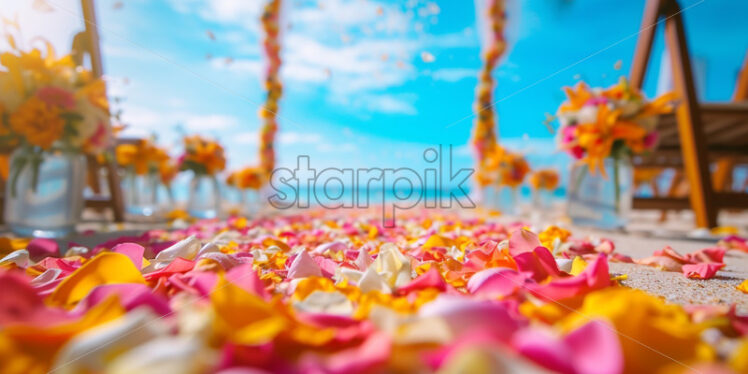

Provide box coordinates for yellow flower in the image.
[9,96,64,149]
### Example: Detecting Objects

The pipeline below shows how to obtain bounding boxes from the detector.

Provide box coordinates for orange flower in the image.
[530,168,560,190]
[9,96,64,149]
[559,82,593,113]
[116,139,172,176]
[497,150,530,188]
[159,160,177,186]
[181,135,226,175]
[232,167,264,190]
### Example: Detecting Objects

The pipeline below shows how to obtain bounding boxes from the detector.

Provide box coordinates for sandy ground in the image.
[570,210,748,313]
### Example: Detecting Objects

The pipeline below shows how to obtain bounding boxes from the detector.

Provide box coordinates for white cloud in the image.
[279,132,323,145]
[167,0,263,28]
[119,106,240,133]
[234,131,259,145]
[333,93,417,116]
[365,94,417,115]
[167,0,474,115]
[183,114,239,131]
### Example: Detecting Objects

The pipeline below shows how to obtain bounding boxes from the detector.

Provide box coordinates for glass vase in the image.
[4,149,86,238]
[124,172,160,217]
[187,174,221,219]
[481,185,519,215]
[566,157,633,229]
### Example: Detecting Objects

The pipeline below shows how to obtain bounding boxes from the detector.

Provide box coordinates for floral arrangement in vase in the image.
[556,77,675,228]
[226,166,264,215]
[226,166,264,191]
[480,146,530,214]
[529,168,560,210]
[179,135,226,219]
[0,41,111,236]
[115,138,172,216]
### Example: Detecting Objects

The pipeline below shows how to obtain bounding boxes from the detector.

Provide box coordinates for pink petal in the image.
[682,263,724,279]
[73,283,171,316]
[467,268,533,298]
[419,296,523,341]
[513,327,573,374]
[112,243,145,269]
[514,247,562,282]
[508,229,542,256]
[513,320,623,374]
[143,257,195,281]
[226,264,270,300]
[527,254,610,301]
[396,267,448,295]
[304,332,390,374]
[287,250,322,279]
[27,238,59,261]
[684,247,726,264]
[354,249,373,271]
[564,320,623,374]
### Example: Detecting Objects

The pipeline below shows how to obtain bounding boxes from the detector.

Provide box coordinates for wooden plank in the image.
[80,0,104,78]
[633,197,690,210]
[715,192,748,209]
[80,0,125,223]
[734,51,748,101]
[630,0,664,89]
[663,3,718,227]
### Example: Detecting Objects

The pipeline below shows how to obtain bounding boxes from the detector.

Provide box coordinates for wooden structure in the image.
[629,0,748,227]
[79,0,125,222]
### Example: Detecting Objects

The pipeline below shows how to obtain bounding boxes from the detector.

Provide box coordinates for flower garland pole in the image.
[472,0,507,189]
[258,0,283,179]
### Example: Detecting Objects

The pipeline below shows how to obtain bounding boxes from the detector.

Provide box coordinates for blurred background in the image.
[2,0,747,196]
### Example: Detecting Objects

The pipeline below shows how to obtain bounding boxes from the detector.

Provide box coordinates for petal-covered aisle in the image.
[1,210,747,374]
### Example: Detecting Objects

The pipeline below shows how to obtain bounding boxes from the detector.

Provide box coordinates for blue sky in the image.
[3,0,748,181]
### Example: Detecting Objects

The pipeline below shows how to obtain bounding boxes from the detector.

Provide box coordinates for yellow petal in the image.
[48,252,146,307]
[422,234,455,250]
[211,276,287,345]
[737,279,748,294]
[570,256,588,276]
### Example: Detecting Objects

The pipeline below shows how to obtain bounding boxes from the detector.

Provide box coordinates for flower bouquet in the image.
[556,77,674,228]
[529,168,560,210]
[226,166,264,216]
[0,44,111,237]
[116,138,173,217]
[178,135,226,219]
[480,146,530,214]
